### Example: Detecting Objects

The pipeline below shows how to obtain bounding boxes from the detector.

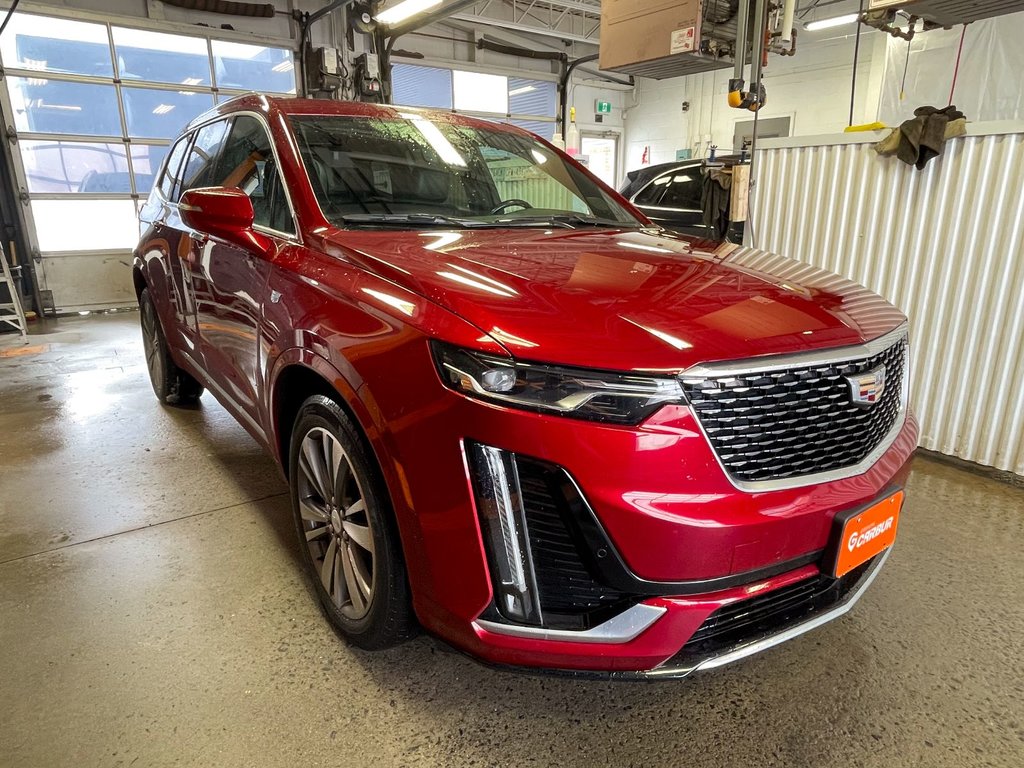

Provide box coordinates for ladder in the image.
[0,240,29,344]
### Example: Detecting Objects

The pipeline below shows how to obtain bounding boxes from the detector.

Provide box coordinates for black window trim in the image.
[159,109,302,245]
[156,132,195,204]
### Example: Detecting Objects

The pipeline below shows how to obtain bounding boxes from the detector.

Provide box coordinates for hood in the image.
[323,228,905,372]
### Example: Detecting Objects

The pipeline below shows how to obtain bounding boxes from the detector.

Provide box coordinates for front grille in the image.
[681,335,907,483]
[675,558,873,664]
[516,459,631,623]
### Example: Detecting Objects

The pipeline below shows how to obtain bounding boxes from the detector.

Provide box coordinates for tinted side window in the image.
[180,119,230,194]
[633,173,671,206]
[659,171,702,209]
[214,115,294,235]
[159,136,190,200]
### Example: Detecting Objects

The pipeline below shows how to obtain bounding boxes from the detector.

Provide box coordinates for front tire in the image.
[139,287,203,406]
[288,395,414,649]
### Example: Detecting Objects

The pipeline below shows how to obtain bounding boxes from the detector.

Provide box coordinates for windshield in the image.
[288,113,644,229]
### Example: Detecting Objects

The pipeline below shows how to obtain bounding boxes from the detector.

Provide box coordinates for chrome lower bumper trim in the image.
[647,547,892,677]
[474,603,667,644]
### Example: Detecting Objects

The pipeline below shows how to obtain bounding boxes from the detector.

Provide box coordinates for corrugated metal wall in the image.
[749,126,1024,476]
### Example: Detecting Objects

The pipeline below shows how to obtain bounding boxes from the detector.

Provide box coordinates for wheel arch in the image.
[132,262,147,301]
[268,350,382,481]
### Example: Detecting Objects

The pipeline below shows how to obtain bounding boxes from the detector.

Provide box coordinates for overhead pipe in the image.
[729,0,753,109]
[781,0,797,43]
[732,0,750,84]
[748,0,767,94]
[728,0,768,111]
[383,0,486,39]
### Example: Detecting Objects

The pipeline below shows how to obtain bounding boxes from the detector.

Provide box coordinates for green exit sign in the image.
[595,100,612,114]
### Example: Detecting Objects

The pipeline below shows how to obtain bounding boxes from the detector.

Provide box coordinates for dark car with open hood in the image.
[134,94,915,677]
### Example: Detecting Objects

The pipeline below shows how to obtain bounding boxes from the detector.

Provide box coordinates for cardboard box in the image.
[599,0,703,72]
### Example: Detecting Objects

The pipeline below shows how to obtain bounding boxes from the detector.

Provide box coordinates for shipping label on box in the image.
[670,27,696,54]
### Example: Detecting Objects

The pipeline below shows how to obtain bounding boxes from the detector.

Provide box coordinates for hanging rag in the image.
[874,105,967,169]
[701,168,732,240]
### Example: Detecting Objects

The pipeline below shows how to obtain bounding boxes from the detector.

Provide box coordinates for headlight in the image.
[431,341,684,425]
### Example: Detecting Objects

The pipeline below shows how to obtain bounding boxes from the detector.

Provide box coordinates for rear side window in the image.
[659,171,702,210]
[213,115,294,236]
[158,136,190,200]
[633,173,671,206]
[180,119,230,194]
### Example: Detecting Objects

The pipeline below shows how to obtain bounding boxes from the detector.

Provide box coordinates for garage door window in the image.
[0,10,296,257]
[0,14,112,77]
[391,63,557,141]
[6,78,122,136]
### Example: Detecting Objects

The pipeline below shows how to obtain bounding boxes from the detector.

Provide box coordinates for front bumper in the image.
[473,548,892,679]
[384,349,918,674]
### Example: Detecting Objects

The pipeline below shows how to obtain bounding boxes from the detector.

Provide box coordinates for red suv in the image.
[134,95,917,677]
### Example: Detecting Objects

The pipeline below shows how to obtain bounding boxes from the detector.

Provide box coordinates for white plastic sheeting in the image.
[748,125,1024,475]
[879,12,1024,125]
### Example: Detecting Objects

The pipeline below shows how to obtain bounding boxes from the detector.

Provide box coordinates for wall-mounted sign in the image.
[595,99,612,114]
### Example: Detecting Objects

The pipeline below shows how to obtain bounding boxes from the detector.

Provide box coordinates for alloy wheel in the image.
[297,427,376,620]
[141,302,164,388]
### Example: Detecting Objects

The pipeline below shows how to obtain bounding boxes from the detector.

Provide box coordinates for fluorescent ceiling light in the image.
[804,13,860,31]
[152,104,176,115]
[272,60,294,73]
[180,77,203,86]
[508,85,536,96]
[376,0,442,26]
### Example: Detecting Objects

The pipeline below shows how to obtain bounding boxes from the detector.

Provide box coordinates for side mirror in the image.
[179,187,270,253]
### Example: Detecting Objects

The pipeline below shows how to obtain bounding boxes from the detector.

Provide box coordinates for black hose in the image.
[159,0,275,17]
[299,13,310,98]
[477,39,567,62]
[849,0,865,126]
[0,0,21,37]
[559,53,599,137]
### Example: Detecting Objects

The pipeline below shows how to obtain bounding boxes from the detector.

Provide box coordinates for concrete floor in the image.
[1,314,1022,768]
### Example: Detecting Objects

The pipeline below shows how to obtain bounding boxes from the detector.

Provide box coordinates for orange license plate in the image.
[831,491,903,578]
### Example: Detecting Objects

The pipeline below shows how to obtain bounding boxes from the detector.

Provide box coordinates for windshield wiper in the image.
[341,213,484,228]
[340,213,641,231]
[542,214,641,228]
[485,214,639,229]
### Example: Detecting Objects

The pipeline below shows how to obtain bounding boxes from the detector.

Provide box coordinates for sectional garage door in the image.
[0,11,297,311]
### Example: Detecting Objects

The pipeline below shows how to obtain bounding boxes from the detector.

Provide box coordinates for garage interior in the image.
[1,0,1023,766]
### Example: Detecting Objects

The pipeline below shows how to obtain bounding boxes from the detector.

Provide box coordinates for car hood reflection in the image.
[323,227,906,371]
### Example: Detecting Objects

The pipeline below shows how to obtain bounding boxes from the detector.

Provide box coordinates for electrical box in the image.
[319,47,339,76]
[867,0,1024,25]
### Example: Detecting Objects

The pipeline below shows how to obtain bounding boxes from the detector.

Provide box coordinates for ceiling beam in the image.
[448,11,599,43]
[522,0,601,14]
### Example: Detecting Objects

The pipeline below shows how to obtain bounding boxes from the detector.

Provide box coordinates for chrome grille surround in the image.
[680,324,910,492]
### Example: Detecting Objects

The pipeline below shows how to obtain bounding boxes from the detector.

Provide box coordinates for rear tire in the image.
[289,395,414,650]
[139,287,204,406]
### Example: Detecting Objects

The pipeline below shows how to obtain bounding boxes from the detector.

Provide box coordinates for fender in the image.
[266,344,413,516]
[266,343,440,621]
